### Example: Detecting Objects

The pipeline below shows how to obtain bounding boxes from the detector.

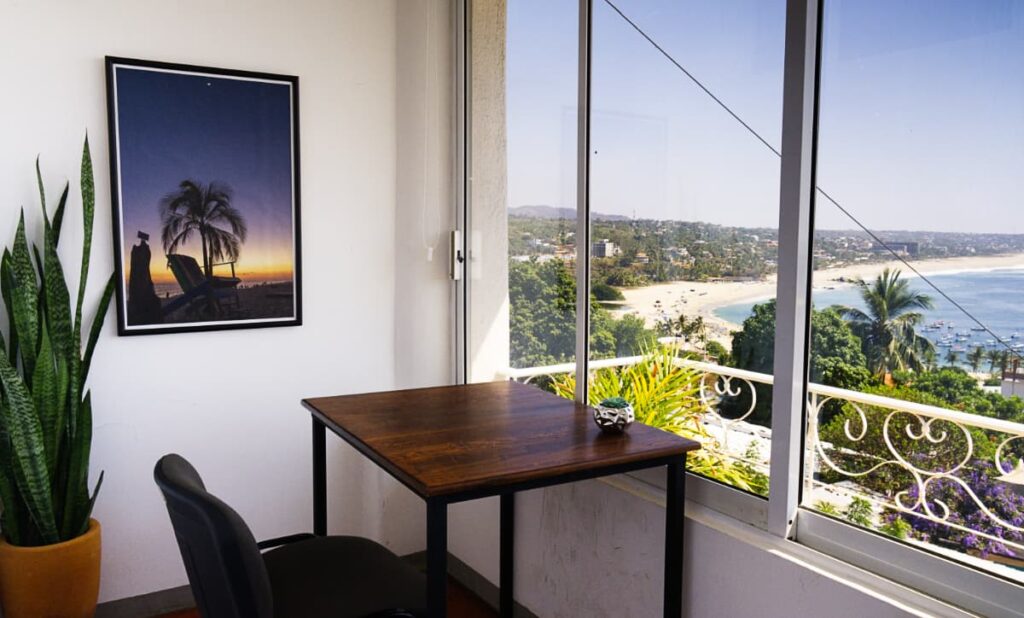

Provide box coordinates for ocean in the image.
[714,268,1024,357]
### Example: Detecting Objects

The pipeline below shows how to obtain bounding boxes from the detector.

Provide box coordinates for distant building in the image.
[634,251,650,264]
[592,239,620,258]
[871,241,920,256]
[1002,370,1024,397]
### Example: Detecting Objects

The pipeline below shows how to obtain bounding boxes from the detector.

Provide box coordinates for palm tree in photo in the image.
[160,180,248,277]
[945,349,960,367]
[967,346,986,373]
[839,268,935,377]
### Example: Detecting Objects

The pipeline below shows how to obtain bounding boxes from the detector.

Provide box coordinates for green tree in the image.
[838,268,934,377]
[160,180,248,277]
[609,314,657,357]
[986,348,1003,374]
[592,282,624,301]
[967,346,986,373]
[729,301,870,425]
[944,349,960,367]
[509,259,659,367]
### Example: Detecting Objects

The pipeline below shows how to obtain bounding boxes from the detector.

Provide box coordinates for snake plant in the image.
[0,137,114,546]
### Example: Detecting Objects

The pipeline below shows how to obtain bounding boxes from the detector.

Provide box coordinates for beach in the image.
[610,253,1024,345]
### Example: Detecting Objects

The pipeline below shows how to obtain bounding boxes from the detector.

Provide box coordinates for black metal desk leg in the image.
[427,498,448,618]
[500,493,515,618]
[312,417,327,536]
[665,460,685,617]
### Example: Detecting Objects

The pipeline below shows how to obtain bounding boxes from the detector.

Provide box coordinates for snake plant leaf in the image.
[67,138,96,443]
[10,212,38,377]
[79,469,104,538]
[1,251,18,361]
[61,390,93,538]
[75,136,95,340]
[0,405,24,544]
[42,216,73,361]
[0,351,58,544]
[35,156,45,219]
[31,321,60,477]
[52,182,68,247]
[80,274,114,391]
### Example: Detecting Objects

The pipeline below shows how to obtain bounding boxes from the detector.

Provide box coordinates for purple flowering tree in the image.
[886,461,1024,558]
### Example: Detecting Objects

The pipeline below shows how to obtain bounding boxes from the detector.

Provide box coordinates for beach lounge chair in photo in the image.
[163,253,242,318]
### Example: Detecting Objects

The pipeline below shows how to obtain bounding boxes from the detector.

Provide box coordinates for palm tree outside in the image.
[945,349,960,367]
[838,268,935,378]
[967,346,986,373]
[987,348,1003,375]
[160,180,248,277]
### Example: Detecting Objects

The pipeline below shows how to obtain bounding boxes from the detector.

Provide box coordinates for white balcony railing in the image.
[500,356,1024,570]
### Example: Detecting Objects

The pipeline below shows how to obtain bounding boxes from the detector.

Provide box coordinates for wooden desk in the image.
[303,381,700,618]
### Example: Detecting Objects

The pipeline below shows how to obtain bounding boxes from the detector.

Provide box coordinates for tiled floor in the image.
[157,578,497,618]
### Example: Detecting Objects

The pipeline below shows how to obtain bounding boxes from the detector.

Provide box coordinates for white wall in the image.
[0,0,453,603]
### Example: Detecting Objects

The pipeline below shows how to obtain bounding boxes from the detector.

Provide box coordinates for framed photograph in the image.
[105,57,301,335]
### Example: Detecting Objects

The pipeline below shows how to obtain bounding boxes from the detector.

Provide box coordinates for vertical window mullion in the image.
[767,0,821,538]
[574,0,593,403]
[455,0,469,386]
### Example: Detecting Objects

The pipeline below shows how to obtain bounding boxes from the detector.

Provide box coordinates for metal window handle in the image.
[450,230,463,280]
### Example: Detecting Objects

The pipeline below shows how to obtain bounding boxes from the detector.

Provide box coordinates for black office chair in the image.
[154,454,426,618]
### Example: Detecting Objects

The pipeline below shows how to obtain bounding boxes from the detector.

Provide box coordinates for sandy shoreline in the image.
[611,253,1024,345]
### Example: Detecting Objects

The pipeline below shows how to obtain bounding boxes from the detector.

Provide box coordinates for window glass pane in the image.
[584,0,786,496]
[805,0,1024,584]
[467,0,578,383]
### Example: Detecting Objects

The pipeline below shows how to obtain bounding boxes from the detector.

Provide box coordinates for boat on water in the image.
[971,326,986,332]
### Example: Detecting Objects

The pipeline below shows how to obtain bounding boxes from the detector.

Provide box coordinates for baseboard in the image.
[404,550,539,618]
[95,584,194,618]
[95,552,538,618]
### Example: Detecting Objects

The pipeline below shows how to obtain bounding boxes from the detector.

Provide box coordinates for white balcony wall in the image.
[0,0,453,604]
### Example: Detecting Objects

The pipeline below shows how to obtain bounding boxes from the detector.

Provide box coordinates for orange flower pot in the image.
[0,519,101,618]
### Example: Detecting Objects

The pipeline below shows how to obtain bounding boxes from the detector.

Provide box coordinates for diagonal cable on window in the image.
[603,0,1022,363]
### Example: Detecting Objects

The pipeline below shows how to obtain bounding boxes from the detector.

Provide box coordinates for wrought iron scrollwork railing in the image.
[502,356,1024,562]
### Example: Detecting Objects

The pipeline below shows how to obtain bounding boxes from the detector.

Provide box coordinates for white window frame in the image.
[455,0,1024,615]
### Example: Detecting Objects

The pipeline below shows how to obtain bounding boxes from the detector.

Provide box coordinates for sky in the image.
[506,0,1024,234]
[113,66,296,285]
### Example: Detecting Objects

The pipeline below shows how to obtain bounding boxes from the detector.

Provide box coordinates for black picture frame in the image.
[105,56,302,336]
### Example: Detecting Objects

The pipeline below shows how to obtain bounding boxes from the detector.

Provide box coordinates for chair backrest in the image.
[166,254,207,292]
[154,454,273,618]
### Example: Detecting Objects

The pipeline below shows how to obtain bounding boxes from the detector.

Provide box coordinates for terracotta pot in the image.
[0,518,101,618]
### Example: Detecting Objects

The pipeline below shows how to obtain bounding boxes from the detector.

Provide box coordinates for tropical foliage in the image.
[509,259,658,367]
[0,139,114,546]
[160,180,248,277]
[883,461,1024,559]
[729,300,871,425]
[838,268,935,377]
[550,348,769,494]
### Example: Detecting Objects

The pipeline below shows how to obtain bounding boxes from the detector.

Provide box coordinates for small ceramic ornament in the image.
[593,396,635,433]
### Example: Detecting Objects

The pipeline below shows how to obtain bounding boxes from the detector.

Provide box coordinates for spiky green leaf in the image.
[81,274,114,390]
[52,183,68,247]
[0,404,24,544]
[0,351,57,544]
[1,250,18,360]
[31,322,60,478]
[41,218,72,361]
[35,157,45,218]
[61,390,93,539]
[10,213,38,377]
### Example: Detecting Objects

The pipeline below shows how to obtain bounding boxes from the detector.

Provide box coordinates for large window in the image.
[584,0,785,496]
[463,0,1024,613]
[803,0,1024,588]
